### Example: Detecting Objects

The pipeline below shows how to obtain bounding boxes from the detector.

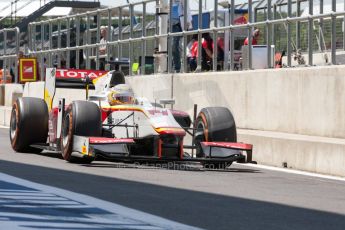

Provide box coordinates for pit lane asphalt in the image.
[0,128,345,230]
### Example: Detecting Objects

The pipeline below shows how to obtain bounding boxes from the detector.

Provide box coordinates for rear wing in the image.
[44,68,108,111]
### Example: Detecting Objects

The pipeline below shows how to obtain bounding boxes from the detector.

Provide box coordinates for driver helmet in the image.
[107,84,134,105]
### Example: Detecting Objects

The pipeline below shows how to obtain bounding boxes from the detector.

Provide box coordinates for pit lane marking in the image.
[0,173,202,230]
[237,163,345,182]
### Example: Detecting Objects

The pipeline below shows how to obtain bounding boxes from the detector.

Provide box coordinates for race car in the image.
[9,68,253,168]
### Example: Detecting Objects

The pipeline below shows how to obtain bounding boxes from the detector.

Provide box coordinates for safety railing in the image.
[27,0,159,77]
[1,0,345,81]
[0,27,20,83]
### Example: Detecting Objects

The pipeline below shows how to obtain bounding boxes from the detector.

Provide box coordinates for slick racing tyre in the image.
[61,101,102,163]
[194,107,237,169]
[10,97,48,153]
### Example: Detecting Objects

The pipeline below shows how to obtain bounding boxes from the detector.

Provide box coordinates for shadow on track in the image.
[74,161,260,173]
[21,150,260,173]
[40,151,64,160]
[0,160,344,230]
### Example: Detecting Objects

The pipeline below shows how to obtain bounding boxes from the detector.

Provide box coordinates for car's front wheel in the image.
[194,107,237,169]
[61,101,102,163]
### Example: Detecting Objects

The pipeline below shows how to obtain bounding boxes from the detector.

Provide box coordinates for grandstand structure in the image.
[0,0,101,30]
[1,0,345,82]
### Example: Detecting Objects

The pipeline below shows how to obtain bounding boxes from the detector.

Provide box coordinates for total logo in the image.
[56,69,108,79]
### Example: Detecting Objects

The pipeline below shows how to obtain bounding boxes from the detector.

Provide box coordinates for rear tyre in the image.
[61,101,102,163]
[10,97,48,153]
[194,107,237,169]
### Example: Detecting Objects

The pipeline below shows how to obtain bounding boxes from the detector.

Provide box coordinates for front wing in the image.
[72,135,253,163]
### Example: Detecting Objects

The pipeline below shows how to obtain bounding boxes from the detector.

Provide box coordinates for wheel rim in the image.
[62,113,71,147]
[10,108,17,141]
[195,121,206,142]
[194,120,206,157]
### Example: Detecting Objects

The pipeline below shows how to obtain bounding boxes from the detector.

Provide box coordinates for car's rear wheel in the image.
[10,97,48,153]
[194,107,237,169]
[61,101,102,163]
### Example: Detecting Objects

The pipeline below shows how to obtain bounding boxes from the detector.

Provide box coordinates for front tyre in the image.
[194,107,237,169]
[61,101,102,163]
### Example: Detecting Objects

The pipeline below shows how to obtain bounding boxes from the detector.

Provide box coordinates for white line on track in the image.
[0,126,9,129]
[0,172,202,230]
[236,163,345,182]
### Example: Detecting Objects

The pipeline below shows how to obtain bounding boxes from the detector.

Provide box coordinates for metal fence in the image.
[1,0,345,82]
[0,27,20,83]
[26,0,158,77]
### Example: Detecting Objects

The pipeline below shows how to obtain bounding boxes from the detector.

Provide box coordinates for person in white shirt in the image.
[186,34,198,71]
[99,26,107,70]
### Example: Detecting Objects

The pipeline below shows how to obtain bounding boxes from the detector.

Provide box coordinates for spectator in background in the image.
[244,28,260,45]
[10,51,25,83]
[188,33,214,71]
[0,67,12,84]
[216,37,225,70]
[10,62,16,83]
[201,33,213,71]
[171,0,192,73]
[53,55,59,68]
[186,34,198,71]
[99,26,107,70]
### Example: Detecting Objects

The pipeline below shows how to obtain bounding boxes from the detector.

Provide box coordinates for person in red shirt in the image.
[189,38,199,71]
[244,28,260,45]
[187,34,198,71]
[189,33,225,71]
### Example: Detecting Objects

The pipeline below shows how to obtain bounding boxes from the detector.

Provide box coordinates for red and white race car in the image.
[9,68,253,168]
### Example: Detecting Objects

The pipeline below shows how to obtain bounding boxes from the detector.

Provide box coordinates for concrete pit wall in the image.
[127,66,345,177]
[0,82,88,127]
[0,83,24,127]
[22,81,90,107]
